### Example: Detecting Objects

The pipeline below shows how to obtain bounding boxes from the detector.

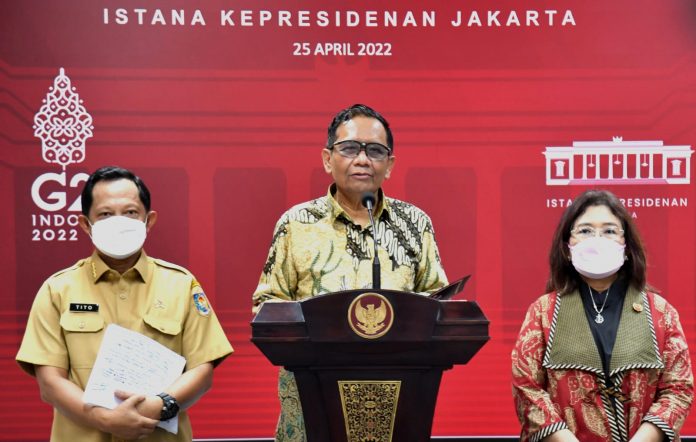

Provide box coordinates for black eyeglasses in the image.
[330,140,392,161]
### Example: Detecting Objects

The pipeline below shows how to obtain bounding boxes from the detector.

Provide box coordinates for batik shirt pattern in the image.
[253,187,447,306]
[253,187,448,442]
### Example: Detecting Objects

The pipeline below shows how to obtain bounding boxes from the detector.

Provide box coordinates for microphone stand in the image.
[362,192,381,290]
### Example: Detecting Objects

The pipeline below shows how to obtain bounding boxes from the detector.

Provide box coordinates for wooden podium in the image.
[251,289,489,442]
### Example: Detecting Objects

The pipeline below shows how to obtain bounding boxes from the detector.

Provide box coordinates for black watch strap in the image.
[156,392,180,421]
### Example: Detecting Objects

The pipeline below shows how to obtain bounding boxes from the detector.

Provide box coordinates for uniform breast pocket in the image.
[59,312,105,369]
[143,313,183,352]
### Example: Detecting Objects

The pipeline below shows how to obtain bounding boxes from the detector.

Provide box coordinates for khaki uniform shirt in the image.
[16,251,233,442]
[252,186,448,441]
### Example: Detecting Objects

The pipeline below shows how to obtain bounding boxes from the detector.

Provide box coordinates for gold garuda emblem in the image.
[348,293,394,339]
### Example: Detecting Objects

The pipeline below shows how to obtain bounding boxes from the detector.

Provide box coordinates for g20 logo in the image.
[29,68,94,242]
[30,172,89,242]
[31,172,88,212]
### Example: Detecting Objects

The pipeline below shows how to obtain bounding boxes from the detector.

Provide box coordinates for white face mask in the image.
[569,236,626,280]
[90,216,147,260]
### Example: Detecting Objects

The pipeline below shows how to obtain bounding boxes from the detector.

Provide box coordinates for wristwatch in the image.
[156,392,180,421]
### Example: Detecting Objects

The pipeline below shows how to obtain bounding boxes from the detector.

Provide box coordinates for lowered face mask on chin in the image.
[569,236,626,280]
[90,216,147,260]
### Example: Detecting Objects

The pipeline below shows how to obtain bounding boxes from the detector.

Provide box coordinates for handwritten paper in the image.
[83,324,186,434]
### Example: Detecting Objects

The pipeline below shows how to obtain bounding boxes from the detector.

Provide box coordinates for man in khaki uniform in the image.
[17,166,233,441]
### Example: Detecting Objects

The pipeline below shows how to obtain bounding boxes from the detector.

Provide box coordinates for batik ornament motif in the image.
[33,68,94,170]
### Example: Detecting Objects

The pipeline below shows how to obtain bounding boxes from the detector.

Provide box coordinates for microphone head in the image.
[361,192,376,209]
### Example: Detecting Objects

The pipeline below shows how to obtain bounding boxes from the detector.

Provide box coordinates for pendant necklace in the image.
[588,284,610,324]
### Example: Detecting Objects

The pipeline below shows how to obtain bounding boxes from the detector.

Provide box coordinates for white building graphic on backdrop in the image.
[543,137,693,185]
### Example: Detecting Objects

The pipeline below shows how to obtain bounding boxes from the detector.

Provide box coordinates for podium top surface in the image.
[251,289,489,367]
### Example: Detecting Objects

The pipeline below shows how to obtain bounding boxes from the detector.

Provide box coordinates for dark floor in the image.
[193,439,520,442]
[194,438,696,442]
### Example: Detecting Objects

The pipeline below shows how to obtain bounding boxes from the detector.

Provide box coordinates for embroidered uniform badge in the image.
[193,292,211,316]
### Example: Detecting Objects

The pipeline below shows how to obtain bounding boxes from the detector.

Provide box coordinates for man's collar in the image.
[88,250,150,283]
[327,184,391,223]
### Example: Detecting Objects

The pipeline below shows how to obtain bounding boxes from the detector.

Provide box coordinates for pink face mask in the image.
[569,236,626,280]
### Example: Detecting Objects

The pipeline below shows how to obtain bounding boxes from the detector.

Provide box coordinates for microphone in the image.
[361,192,380,290]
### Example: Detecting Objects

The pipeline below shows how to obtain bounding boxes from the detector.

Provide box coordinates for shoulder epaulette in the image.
[152,258,191,275]
[49,259,86,279]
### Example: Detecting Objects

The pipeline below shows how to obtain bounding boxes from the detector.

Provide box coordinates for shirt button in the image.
[79,321,85,329]
[119,293,127,300]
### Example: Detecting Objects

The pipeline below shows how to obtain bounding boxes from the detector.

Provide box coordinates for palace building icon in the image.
[543,137,693,186]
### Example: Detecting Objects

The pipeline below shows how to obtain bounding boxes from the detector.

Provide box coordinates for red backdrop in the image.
[1,0,696,439]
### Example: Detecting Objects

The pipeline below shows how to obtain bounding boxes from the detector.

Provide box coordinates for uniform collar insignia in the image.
[89,250,151,283]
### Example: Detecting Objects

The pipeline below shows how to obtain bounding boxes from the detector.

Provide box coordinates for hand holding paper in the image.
[83,324,186,434]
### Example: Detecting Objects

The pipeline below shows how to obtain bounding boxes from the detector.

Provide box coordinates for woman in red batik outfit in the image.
[512,190,693,442]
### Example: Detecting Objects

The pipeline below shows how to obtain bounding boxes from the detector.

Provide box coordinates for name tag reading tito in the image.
[70,303,99,313]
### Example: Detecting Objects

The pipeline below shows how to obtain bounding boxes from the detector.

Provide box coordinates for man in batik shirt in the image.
[252,104,448,441]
